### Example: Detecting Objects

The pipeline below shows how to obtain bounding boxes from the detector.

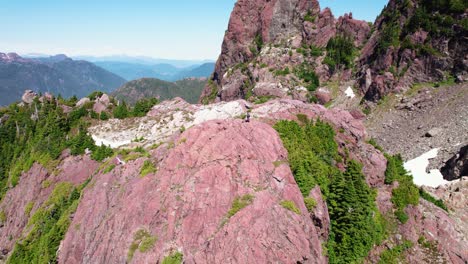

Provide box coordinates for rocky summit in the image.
[201,0,467,104]
[0,0,467,263]
[200,0,372,104]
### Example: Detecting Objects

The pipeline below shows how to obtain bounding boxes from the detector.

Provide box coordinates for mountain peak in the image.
[0,52,25,62]
[49,54,70,62]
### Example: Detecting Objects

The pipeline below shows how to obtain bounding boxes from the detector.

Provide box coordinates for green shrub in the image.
[99,111,109,121]
[68,125,95,156]
[384,154,406,184]
[304,197,317,212]
[327,160,386,263]
[68,107,88,124]
[0,99,95,200]
[324,35,356,72]
[280,200,301,215]
[127,229,157,262]
[274,118,339,197]
[91,144,114,162]
[385,154,420,223]
[162,252,183,264]
[24,201,34,216]
[304,11,316,23]
[227,194,255,218]
[309,45,324,57]
[103,164,116,174]
[132,98,159,117]
[274,67,290,76]
[367,138,384,152]
[113,101,130,119]
[90,110,99,119]
[395,209,409,224]
[419,188,448,211]
[0,210,6,223]
[140,160,157,177]
[87,91,103,100]
[294,64,320,92]
[8,181,87,264]
[378,240,413,264]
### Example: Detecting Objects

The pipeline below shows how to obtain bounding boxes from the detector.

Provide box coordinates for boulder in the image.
[315,88,331,104]
[425,127,443,137]
[76,97,90,108]
[21,90,37,104]
[98,94,111,107]
[441,145,468,180]
[92,102,107,114]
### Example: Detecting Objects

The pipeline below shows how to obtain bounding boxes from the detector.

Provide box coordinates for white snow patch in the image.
[345,87,355,98]
[404,148,450,187]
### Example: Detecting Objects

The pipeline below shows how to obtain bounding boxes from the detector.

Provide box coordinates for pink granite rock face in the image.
[200,0,372,103]
[401,202,468,264]
[372,181,468,264]
[0,154,99,256]
[336,13,371,47]
[59,120,326,264]
[357,0,467,101]
[308,187,330,242]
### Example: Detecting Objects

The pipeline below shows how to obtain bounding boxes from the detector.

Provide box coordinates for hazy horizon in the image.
[0,0,387,60]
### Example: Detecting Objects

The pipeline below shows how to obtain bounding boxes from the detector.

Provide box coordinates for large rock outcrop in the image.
[0,153,99,257]
[0,95,466,263]
[89,98,387,188]
[200,0,371,103]
[59,120,327,263]
[373,182,468,264]
[357,0,468,101]
[441,145,468,181]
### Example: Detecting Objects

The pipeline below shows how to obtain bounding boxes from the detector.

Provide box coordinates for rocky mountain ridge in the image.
[94,61,215,82]
[200,0,372,104]
[112,77,207,105]
[357,0,467,101]
[200,0,467,104]
[0,0,466,263]
[0,91,466,263]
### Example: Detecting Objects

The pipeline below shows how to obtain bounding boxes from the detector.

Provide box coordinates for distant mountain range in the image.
[0,53,126,105]
[93,61,215,82]
[112,77,207,104]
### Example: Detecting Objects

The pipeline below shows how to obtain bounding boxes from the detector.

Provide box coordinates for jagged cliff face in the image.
[357,0,467,100]
[200,0,371,103]
[201,0,467,104]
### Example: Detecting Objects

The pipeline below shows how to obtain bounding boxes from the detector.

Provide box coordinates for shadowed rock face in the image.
[441,145,468,181]
[58,120,326,264]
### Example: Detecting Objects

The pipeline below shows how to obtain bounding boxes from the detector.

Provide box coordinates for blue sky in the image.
[0,0,387,60]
